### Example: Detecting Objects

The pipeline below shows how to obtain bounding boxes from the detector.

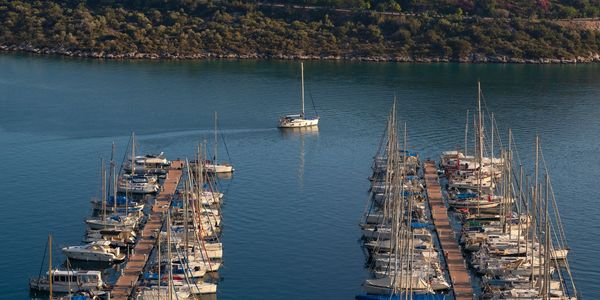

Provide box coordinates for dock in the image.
[110,160,184,300]
[423,160,473,300]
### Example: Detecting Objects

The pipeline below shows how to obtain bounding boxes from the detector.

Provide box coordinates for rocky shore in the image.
[2,44,599,64]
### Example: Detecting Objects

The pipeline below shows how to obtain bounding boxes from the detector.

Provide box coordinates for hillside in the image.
[0,0,599,62]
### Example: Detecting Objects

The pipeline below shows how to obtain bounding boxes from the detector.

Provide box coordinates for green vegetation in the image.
[0,1,599,61]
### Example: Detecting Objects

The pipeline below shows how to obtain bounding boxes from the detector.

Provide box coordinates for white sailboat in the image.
[205,112,234,173]
[278,62,319,128]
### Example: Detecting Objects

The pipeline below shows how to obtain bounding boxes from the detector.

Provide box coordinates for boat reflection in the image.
[279,126,319,187]
[278,126,319,139]
[215,172,233,180]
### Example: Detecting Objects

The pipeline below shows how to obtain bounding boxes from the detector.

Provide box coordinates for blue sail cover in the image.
[411,222,430,229]
[456,193,477,200]
[143,272,159,280]
[402,150,419,157]
[108,196,132,206]
[356,294,446,300]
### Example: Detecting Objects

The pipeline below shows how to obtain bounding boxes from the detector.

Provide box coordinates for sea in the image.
[0,54,598,299]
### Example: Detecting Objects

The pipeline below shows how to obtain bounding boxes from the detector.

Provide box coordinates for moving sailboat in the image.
[278,62,319,128]
[205,112,234,174]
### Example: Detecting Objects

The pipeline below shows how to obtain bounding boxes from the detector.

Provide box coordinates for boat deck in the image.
[110,160,184,300]
[424,160,474,300]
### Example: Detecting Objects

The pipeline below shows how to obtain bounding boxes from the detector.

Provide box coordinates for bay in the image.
[0,54,598,299]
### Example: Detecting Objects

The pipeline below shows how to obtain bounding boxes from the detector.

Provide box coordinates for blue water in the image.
[0,54,598,299]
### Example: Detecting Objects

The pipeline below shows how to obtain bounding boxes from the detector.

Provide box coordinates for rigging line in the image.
[307,87,319,116]
[219,132,233,164]
[36,237,49,285]
[480,88,506,151]
[170,219,203,299]
[539,145,569,248]
[375,117,389,159]
[119,133,133,175]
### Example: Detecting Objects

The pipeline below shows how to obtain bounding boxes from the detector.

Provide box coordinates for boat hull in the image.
[29,279,102,294]
[205,163,234,173]
[278,118,319,128]
[62,249,122,262]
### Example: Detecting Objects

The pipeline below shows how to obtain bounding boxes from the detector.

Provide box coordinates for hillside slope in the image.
[1,1,599,62]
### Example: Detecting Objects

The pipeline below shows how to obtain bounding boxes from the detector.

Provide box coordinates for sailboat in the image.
[118,132,160,193]
[205,112,234,174]
[278,62,319,128]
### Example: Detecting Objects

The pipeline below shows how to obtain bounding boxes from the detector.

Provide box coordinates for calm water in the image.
[0,54,599,299]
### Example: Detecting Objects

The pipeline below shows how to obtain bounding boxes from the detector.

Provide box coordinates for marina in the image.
[29,135,228,299]
[3,58,598,299]
[357,104,451,300]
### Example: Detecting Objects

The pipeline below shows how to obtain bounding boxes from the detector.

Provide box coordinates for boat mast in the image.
[157,226,161,300]
[507,128,513,236]
[490,112,494,193]
[131,132,135,176]
[184,172,189,258]
[113,168,117,214]
[543,173,551,299]
[464,109,469,156]
[167,211,173,300]
[100,158,106,221]
[519,163,525,255]
[214,112,218,165]
[48,234,53,299]
[301,62,305,118]
[101,159,106,223]
[477,81,483,217]
[109,141,115,208]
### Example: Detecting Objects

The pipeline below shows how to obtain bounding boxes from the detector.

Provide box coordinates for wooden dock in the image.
[110,160,184,300]
[423,160,474,300]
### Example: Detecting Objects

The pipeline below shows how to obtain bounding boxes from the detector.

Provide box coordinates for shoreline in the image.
[2,45,599,64]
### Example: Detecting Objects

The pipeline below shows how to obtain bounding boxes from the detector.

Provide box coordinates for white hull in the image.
[278,118,319,128]
[187,281,218,294]
[63,250,118,262]
[30,270,104,294]
[551,248,569,260]
[85,219,136,231]
[192,243,223,259]
[449,200,500,209]
[117,184,159,194]
[29,281,98,293]
[363,276,431,294]
[62,241,125,262]
[205,163,234,173]
[91,201,144,213]
[136,287,190,300]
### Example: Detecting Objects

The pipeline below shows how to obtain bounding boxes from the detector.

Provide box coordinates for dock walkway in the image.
[110,160,184,300]
[423,160,473,300]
